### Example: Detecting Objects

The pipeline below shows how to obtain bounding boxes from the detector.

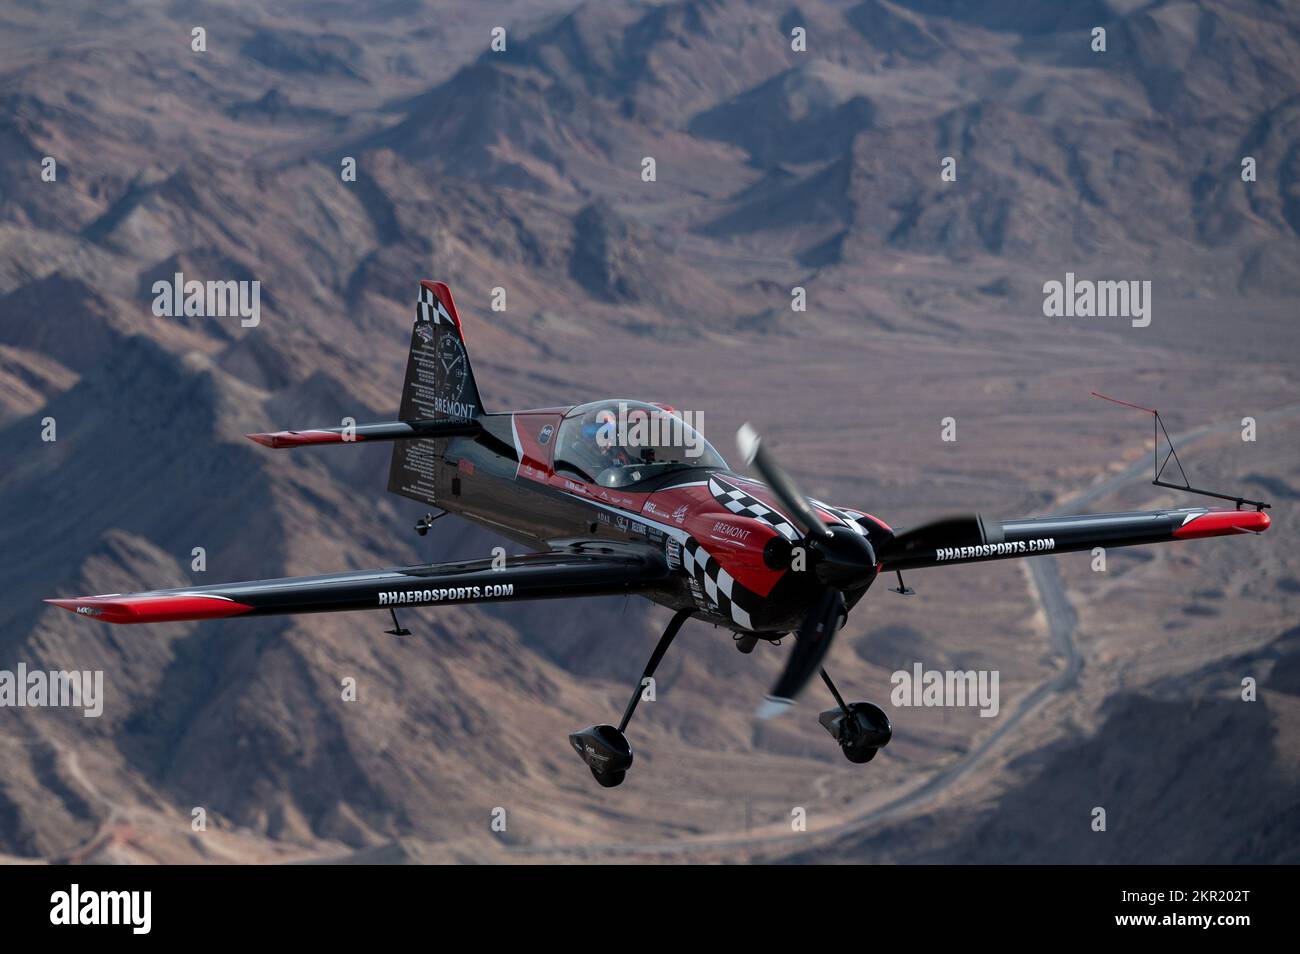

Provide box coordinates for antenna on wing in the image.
[1091,392,1270,512]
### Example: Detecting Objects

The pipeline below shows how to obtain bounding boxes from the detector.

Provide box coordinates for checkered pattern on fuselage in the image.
[681,537,754,630]
[707,477,801,542]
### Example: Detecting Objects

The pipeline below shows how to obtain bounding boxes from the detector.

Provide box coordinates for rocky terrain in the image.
[0,0,1296,863]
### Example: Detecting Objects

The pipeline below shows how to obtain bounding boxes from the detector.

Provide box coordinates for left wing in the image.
[879,507,1270,571]
[46,543,666,624]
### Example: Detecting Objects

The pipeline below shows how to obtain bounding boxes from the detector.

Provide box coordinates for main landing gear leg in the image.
[820,667,849,711]
[817,666,894,765]
[569,607,692,788]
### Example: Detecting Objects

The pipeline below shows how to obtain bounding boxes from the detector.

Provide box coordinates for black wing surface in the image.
[46,543,666,624]
[245,417,480,448]
[877,507,1270,571]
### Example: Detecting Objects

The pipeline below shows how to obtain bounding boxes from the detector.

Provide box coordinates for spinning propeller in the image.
[736,424,987,718]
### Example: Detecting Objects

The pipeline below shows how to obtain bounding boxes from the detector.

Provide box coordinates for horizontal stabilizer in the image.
[246,418,480,449]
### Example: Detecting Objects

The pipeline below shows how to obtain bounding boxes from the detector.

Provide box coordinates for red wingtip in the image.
[1172,509,1270,540]
[245,430,352,449]
[44,594,254,624]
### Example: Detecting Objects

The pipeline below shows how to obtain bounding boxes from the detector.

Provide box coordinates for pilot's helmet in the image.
[581,407,619,445]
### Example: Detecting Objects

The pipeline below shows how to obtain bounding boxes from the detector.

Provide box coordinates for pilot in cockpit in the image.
[555,400,728,488]
[580,406,634,473]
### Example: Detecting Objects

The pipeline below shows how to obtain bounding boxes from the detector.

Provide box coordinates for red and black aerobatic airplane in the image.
[48,281,1271,787]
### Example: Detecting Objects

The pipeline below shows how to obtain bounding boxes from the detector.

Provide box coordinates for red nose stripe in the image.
[44,595,254,624]
[1172,509,1271,540]
[246,430,358,449]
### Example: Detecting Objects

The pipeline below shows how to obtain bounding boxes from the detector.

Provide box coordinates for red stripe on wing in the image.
[245,430,362,448]
[45,594,254,624]
[1172,509,1270,539]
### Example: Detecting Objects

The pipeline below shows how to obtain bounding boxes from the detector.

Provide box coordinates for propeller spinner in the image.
[737,423,986,719]
[738,423,876,718]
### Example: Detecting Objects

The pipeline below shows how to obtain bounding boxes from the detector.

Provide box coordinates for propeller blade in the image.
[756,588,845,719]
[736,423,833,541]
[875,514,991,564]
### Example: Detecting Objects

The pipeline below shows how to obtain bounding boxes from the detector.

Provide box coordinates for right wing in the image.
[46,543,667,624]
[878,507,1270,571]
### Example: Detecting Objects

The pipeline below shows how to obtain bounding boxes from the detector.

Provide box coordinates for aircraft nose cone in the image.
[813,524,877,588]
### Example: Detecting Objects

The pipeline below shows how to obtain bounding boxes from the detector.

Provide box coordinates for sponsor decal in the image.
[712,521,752,542]
[672,505,688,524]
[434,395,477,418]
[415,322,433,345]
[934,538,1055,561]
[378,584,514,606]
[687,577,708,607]
[538,423,554,445]
[438,334,468,387]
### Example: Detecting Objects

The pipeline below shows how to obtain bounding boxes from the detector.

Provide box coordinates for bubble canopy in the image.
[552,400,728,488]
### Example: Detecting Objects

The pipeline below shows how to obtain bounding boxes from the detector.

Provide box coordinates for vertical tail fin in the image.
[398,281,483,422]
[387,281,483,506]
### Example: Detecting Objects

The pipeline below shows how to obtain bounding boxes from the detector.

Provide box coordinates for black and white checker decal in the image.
[681,537,762,630]
[707,476,800,542]
[417,284,455,325]
[811,499,870,536]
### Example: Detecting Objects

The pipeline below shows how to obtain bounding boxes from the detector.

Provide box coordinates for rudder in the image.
[387,281,483,506]
[402,281,483,421]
